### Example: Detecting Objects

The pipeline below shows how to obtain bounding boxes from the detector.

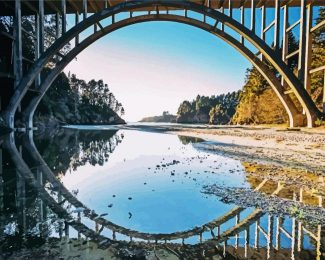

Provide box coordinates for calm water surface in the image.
[0,126,323,259]
[57,130,247,235]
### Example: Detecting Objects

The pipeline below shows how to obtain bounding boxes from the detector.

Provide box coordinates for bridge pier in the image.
[16,169,26,239]
[0,148,3,214]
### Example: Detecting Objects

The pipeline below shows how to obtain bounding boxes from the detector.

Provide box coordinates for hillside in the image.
[176,91,241,124]
[231,67,288,125]
[34,72,125,130]
[140,111,177,123]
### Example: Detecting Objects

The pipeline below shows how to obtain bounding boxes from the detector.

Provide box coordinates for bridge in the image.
[0,0,324,129]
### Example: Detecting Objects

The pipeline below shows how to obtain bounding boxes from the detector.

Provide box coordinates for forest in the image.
[35,72,125,128]
[176,91,241,124]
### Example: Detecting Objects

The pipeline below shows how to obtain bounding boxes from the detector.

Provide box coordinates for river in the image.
[0,125,323,259]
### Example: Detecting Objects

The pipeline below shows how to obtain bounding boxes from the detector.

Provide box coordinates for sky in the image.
[64,6,305,122]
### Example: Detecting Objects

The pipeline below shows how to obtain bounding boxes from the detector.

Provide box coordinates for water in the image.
[0,126,323,259]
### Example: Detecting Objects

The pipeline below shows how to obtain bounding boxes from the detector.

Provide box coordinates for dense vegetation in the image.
[231,66,289,125]
[140,111,176,123]
[35,129,123,176]
[35,72,125,128]
[310,7,325,111]
[176,91,241,124]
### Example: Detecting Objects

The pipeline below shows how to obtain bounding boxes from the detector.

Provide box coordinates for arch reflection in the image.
[0,130,323,259]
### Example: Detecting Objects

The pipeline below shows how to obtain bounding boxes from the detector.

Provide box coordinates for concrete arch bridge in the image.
[0,0,325,128]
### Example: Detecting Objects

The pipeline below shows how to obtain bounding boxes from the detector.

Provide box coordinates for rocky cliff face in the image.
[34,105,125,131]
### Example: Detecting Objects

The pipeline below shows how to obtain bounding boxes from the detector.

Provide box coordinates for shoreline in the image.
[157,125,325,225]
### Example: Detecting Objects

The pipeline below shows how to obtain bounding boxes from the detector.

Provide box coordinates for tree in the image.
[177,91,241,124]
[232,66,288,125]
[310,7,325,110]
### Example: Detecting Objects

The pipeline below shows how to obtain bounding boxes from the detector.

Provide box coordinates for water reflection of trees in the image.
[34,129,123,176]
[1,133,324,259]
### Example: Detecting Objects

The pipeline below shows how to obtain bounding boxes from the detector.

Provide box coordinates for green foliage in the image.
[35,129,123,175]
[310,7,325,110]
[140,111,177,122]
[232,66,288,125]
[36,72,125,125]
[176,91,241,124]
[315,118,325,126]
[289,205,305,220]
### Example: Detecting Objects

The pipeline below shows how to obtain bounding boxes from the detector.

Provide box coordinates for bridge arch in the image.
[4,130,265,246]
[2,1,323,128]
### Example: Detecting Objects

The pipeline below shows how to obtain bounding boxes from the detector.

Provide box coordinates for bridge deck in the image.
[1,0,324,16]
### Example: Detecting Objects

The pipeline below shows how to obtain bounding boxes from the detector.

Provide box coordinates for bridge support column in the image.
[14,0,22,89]
[13,0,22,115]
[37,168,45,236]
[16,171,26,238]
[282,5,288,87]
[304,4,313,95]
[61,0,67,34]
[321,71,325,113]
[274,0,280,51]
[0,148,3,214]
[298,0,307,84]
[267,216,274,259]
[244,228,249,258]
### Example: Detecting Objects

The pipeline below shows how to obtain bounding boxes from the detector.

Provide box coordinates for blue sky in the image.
[64,6,312,121]
[66,21,249,121]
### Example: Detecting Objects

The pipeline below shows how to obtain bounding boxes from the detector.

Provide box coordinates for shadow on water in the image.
[0,129,324,259]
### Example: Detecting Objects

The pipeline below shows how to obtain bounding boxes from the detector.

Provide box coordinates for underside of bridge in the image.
[0,0,324,129]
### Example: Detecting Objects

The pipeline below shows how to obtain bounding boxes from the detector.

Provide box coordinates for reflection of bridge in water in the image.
[0,132,324,259]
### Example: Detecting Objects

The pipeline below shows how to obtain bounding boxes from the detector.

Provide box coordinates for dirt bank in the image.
[165,126,325,174]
